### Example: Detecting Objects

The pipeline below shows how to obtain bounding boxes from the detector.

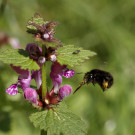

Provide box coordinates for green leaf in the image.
[26,13,48,34]
[29,103,87,135]
[34,38,61,48]
[56,45,96,67]
[0,49,40,71]
[44,41,61,48]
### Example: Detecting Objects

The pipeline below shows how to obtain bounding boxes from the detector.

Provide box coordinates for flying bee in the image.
[73,69,113,94]
[72,50,80,54]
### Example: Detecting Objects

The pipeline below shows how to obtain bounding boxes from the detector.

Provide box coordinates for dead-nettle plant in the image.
[0,13,96,135]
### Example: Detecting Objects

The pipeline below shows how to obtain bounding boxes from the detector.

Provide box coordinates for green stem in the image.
[0,0,7,16]
[41,130,47,135]
[42,45,47,99]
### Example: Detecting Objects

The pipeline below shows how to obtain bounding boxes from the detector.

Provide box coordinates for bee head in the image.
[83,72,93,84]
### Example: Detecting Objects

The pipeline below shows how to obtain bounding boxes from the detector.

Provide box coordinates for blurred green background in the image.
[0,0,135,135]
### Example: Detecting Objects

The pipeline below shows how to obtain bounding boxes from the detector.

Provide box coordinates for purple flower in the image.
[50,62,74,98]
[59,85,72,100]
[18,71,31,91]
[50,73,62,93]
[9,44,43,92]
[24,88,38,104]
[11,65,31,91]
[51,62,67,75]
[50,62,75,92]
[26,43,43,89]
[31,70,42,89]
[63,69,75,78]
[50,62,66,93]
[6,84,18,95]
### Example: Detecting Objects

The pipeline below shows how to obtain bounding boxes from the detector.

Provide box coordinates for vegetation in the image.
[0,0,135,135]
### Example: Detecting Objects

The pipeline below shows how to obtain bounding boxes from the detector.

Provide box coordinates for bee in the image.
[72,50,80,54]
[73,69,113,94]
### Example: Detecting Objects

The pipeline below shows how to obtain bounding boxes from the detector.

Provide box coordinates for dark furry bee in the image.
[72,50,80,54]
[74,69,113,94]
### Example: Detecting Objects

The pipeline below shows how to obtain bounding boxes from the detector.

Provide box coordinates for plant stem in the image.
[41,130,47,135]
[42,45,47,99]
[0,0,7,16]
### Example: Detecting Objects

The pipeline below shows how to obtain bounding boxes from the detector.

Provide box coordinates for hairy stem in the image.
[42,45,47,99]
[41,130,47,135]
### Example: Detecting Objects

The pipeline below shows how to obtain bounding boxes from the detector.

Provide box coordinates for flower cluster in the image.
[27,13,61,46]
[6,17,75,108]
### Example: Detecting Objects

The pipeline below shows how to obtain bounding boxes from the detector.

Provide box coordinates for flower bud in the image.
[63,69,75,78]
[35,34,41,38]
[24,88,37,104]
[43,33,49,39]
[38,56,46,64]
[50,54,57,62]
[6,84,18,95]
[59,85,72,99]
[26,43,42,60]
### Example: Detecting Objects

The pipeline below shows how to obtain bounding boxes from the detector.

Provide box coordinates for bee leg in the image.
[92,78,96,86]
